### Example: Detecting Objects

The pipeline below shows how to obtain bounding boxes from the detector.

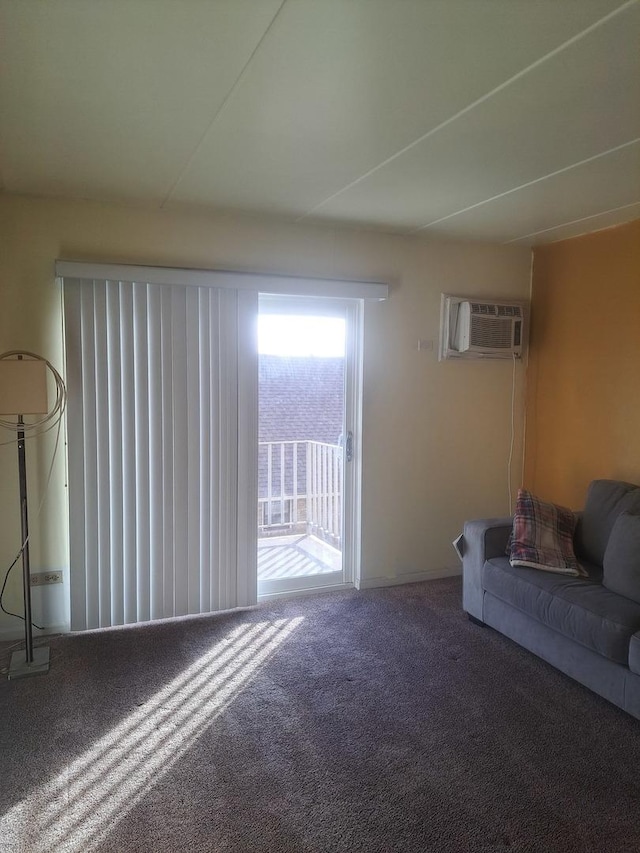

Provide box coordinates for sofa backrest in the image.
[574,480,640,566]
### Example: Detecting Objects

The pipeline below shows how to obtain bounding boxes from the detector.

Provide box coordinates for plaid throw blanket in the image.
[509,489,586,576]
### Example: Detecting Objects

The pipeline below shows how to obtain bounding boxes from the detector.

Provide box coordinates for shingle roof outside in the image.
[259,355,344,444]
[258,355,344,503]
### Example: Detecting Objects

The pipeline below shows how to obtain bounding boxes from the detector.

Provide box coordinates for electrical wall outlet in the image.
[31,571,63,586]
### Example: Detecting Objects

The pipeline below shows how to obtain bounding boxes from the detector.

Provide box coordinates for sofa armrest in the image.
[462,517,513,621]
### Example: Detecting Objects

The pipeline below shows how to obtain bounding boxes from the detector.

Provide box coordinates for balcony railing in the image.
[258,440,342,546]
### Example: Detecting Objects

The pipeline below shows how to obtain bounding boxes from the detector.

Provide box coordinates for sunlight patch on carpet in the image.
[1,616,303,853]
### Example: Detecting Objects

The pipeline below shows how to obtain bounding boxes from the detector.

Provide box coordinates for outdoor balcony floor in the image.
[257,534,342,581]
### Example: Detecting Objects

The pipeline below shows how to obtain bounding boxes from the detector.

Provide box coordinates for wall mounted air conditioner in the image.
[439,295,528,360]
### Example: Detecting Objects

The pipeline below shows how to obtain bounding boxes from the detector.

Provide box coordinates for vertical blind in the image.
[63,277,257,631]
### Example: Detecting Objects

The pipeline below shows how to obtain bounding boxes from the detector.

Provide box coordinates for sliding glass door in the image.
[257,295,361,597]
[59,261,377,627]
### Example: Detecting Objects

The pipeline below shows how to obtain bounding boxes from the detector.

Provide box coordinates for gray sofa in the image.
[462,479,640,720]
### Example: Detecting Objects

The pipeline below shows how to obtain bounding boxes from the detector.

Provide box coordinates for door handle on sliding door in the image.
[345,431,353,463]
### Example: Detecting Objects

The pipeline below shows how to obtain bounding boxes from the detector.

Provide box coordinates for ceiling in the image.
[1,0,639,245]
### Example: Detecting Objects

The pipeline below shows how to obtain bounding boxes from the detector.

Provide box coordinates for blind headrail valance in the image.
[55,260,389,301]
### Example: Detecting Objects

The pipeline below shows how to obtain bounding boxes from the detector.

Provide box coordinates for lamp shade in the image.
[0,359,49,415]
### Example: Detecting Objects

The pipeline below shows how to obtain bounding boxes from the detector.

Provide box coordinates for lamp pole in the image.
[17,414,34,665]
[8,412,50,678]
[0,351,52,678]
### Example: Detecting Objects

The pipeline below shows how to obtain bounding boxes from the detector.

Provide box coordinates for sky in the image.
[258,315,345,357]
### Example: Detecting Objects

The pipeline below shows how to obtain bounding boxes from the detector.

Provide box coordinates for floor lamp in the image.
[0,355,51,678]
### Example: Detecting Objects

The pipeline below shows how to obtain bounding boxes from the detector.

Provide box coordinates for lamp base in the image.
[8,645,50,679]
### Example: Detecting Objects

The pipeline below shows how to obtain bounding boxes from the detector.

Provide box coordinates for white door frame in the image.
[257,295,363,598]
[342,299,363,590]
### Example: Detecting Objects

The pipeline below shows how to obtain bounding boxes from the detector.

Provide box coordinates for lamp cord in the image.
[0,547,44,630]
[0,413,63,629]
[0,352,67,632]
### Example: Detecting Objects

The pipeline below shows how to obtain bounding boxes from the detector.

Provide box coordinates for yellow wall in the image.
[524,219,640,508]
[0,193,531,635]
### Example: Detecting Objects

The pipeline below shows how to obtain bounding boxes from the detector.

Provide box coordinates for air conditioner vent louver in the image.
[471,302,497,315]
[470,302,522,318]
[496,304,522,318]
[470,316,514,349]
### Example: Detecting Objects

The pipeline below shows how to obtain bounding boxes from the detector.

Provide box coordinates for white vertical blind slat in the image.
[81,283,99,630]
[133,282,151,622]
[106,282,124,625]
[63,281,87,631]
[235,289,258,607]
[198,288,211,613]
[63,276,257,630]
[119,282,137,624]
[160,285,175,619]
[208,291,220,613]
[171,288,189,618]
[93,282,111,628]
[147,285,163,620]
[185,286,201,615]
[216,289,236,612]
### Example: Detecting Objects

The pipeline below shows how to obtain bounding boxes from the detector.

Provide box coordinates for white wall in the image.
[0,193,531,635]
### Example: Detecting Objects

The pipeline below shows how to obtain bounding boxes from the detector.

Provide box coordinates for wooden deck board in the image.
[257,534,341,581]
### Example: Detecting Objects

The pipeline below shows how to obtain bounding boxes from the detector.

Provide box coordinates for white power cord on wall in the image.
[507,352,518,514]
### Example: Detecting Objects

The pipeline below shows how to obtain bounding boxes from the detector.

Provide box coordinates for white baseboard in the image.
[0,622,69,642]
[356,566,461,591]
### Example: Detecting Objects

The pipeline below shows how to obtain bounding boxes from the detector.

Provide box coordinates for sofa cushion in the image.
[509,489,584,576]
[574,480,640,566]
[603,512,640,604]
[483,556,640,664]
[630,633,640,676]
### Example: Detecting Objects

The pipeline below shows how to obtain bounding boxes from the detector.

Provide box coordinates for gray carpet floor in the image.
[1,577,639,853]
